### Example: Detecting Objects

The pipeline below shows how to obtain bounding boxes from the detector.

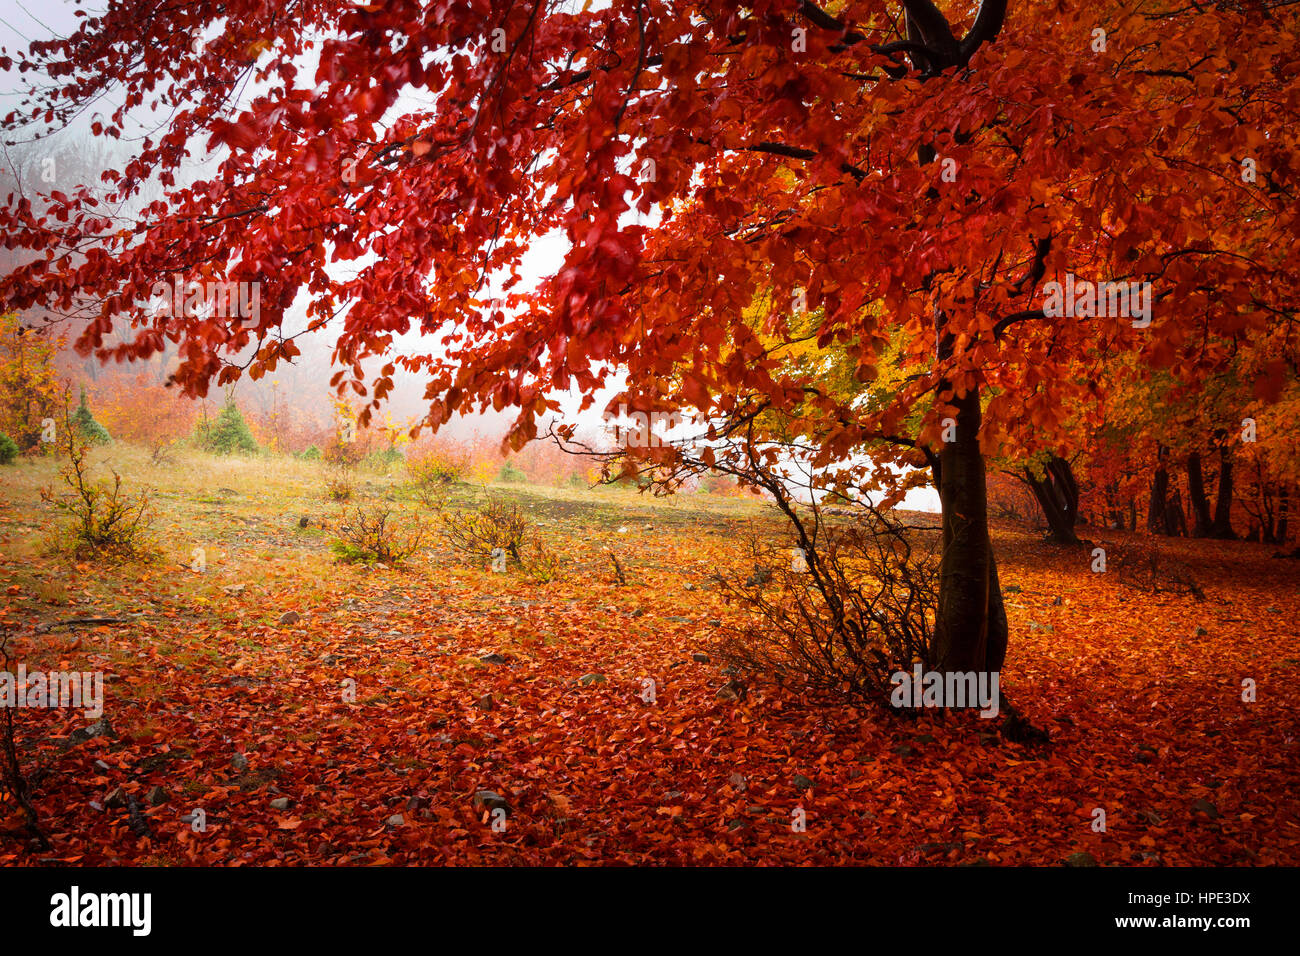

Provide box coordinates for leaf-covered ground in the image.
[1,449,1297,865]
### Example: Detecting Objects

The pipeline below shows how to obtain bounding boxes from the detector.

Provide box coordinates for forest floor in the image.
[1,445,1297,865]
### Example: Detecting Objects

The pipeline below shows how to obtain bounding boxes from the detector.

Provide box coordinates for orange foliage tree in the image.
[0,312,62,450]
[2,0,1298,681]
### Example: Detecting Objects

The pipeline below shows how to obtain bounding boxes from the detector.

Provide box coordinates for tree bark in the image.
[914,1,1011,686]
[933,385,1007,676]
[1021,454,1081,544]
[1148,446,1170,535]
[1165,489,1188,536]
[1210,445,1236,539]
[1187,452,1213,537]
[1278,486,1290,544]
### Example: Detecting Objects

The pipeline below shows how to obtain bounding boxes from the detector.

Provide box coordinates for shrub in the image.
[407,444,468,508]
[714,505,938,708]
[362,447,405,474]
[194,399,258,455]
[299,445,322,461]
[331,505,428,565]
[40,424,155,559]
[324,439,364,467]
[323,465,354,501]
[70,388,111,445]
[0,433,17,465]
[407,446,467,486]
[437,495,559,580]
[439,496,529,561]
[497,461,527,483]
[149,437,178,466]
[518,534,561,583]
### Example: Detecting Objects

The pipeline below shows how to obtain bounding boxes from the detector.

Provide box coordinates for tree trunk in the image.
[933,385,1007,676]
[1165,489,1188,536]
[1148,446,1170,535]
[1021,455,1081,545]
[1186,452,1213,536]
[1210,446,1236,539]
[1278,487,1290,544]
[913,0,1013,686]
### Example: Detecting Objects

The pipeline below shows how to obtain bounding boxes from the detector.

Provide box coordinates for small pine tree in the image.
[498,461,527,483]
[0,432,17,464]
[195,399,259,455]
[71,389,111,444]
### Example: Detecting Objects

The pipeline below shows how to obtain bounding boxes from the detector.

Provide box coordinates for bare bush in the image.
[716,505,939,706]
[439,496,530,562]
[412,481,446,511]
[438,495,559,580]
[323,464,354,502]
[40,420,155,560]
[149,438,177,466]
[332,505,428,565]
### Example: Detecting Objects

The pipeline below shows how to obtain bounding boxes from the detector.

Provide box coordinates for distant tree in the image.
[0,312,61,450]
[497,461,527,483]
[195,398,259,455]
[71,387,111,444]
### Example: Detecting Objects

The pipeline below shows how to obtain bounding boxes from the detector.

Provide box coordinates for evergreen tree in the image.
[195,398,259,455]
[71,388,111,445]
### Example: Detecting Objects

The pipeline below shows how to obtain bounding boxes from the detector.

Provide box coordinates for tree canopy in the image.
[2,0,1296,676]
[0,1,1293,465]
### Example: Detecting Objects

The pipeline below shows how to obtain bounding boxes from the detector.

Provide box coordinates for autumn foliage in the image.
[0,0,1297,871]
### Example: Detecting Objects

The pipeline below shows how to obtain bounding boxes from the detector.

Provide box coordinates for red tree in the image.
[2,0,1297,679]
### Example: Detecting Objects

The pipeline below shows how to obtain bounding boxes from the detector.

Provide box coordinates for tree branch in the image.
[900,0,961,63]
[993,309,1048,340]
[959,0,1009,62]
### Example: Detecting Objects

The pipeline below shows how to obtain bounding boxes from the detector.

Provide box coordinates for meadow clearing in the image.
[1,444,1295,866]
